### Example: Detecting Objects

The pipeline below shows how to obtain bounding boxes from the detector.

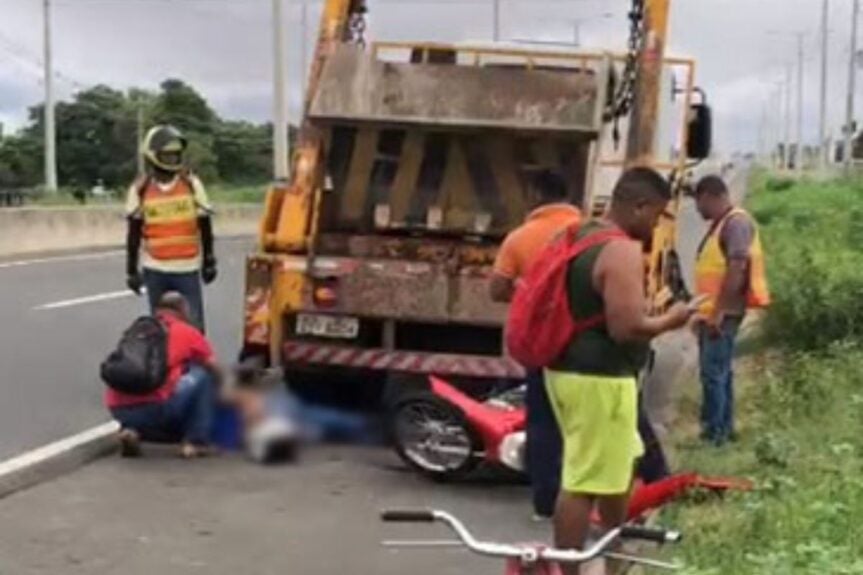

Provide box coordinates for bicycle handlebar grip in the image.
[381,510,436,523]
[620,525,682,544]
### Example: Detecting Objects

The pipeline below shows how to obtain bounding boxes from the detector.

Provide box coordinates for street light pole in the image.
[819,0,829,170]
[492,0,500,42]
[301,0,309,99]
[785,63,793,170]
[272,0,290,181]
[43,0,58,193]
[796,32,805,176]
[846,0,860,174]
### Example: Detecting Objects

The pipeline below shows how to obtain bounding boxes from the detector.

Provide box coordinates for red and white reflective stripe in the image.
[283,342,526,379]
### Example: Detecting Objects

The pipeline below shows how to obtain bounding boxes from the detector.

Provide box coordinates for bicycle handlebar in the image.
[381,510,436,523]
[381,509,681,566]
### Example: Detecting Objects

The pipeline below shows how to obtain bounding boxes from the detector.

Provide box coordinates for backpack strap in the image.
[566,227,629,330]
[566,227,629,259]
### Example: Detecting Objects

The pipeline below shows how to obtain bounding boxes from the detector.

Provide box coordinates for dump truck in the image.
[240,0,712,400]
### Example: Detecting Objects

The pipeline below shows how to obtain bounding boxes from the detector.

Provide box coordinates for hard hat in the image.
[143,125,187,173]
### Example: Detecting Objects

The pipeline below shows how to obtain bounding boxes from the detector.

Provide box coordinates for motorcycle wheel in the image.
[389,391,482,481]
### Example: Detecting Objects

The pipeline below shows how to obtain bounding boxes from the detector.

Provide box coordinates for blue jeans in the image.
[698,316,743,443]
[525,369,562,517]
[143,268,205,332]
[636,392,670,483]
[111,365,216,445]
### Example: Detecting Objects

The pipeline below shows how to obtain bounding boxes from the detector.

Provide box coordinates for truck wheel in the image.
[388,391,482,481]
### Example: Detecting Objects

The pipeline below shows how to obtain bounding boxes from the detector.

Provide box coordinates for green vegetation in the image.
[666,176,863,574]
[207,183,268,205]
[0,79,275,193]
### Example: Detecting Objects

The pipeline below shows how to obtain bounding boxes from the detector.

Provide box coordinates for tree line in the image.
[0,79,277,191]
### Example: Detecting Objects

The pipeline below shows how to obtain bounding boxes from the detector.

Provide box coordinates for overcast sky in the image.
[0,0,856,152]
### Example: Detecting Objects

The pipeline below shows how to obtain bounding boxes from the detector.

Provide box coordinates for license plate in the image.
[296,314,359,339]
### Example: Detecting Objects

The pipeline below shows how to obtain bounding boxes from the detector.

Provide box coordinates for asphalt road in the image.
[0,238,253,460]
[0,447,557,575]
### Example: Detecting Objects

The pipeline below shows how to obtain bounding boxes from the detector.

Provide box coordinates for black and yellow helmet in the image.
[143,125,187,173]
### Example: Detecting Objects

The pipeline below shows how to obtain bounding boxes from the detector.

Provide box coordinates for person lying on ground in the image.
[224,364,300,464]
[105,291,220,459]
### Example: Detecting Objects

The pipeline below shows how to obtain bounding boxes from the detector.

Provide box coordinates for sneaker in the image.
[118,429,142,458]
[531,513,553,523]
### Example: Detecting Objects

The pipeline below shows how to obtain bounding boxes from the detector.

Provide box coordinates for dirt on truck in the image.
[240,0,711,404]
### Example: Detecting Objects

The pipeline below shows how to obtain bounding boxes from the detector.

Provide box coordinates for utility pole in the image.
[846,0,860,174]
[301,0,309,100]
[272,0,290,181]
[784,63,793,170]
[43,0,57,193]
[492,0,500,42]
[136,105,145,176]
[819,0,830,170]
[796,32,805,176]
[774,81,785,168]
[758,104,769,161]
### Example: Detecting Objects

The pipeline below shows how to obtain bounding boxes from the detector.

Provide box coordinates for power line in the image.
[0,30,86,90]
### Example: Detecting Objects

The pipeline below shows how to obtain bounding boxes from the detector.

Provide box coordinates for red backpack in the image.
[505,224,628,369]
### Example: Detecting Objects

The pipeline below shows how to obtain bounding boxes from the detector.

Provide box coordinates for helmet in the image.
[143,125,187,173]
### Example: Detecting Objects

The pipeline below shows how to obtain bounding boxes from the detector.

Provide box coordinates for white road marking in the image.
[33,289,144,311]
[0,250,124,270]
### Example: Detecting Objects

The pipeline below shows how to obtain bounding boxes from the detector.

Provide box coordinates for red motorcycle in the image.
[389,376,751,519]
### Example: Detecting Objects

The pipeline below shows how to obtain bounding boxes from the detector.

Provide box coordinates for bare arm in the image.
[596,240,692,343]
[489,274,516,303]
[715,258,748,316]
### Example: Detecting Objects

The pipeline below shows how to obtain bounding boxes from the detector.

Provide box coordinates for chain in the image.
[605,0,645,123]
[348,0,368,47]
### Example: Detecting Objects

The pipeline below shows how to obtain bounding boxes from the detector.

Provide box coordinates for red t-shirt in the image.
[105,311,215,409]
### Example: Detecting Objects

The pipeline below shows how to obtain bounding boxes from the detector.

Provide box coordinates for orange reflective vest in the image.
[141,177,200,262]
[695,208,770,318]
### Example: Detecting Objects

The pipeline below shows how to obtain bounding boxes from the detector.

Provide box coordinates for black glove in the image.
[126,217,143,294]
[198,215,217,285]
[202,258,218,285]
[127,273,144,295]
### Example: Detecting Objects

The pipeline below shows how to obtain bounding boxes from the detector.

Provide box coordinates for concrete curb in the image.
[0,422,119,500]
[0,204,261,258]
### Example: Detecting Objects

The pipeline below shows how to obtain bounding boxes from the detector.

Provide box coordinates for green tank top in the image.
[551,223,650,376]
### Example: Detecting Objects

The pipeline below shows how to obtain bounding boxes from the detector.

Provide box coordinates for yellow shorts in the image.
[545,370,644,495]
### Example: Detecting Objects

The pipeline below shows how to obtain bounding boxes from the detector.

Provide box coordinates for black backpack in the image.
[101,316,169,395]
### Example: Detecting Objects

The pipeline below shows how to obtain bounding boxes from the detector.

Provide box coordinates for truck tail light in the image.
[313,279,339,308]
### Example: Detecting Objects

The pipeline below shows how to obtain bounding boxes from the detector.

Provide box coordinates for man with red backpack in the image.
[491,170,582,520]
[125,125,217,331]
[507,168,695,573]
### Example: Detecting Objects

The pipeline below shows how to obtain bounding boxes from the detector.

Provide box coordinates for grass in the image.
[206,183,268,204]
[660,175,863,574]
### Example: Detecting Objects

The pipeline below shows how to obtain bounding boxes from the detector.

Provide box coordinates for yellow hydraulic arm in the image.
[258,0,367,254]
[625,0,670,166]
[624,0,685,309]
